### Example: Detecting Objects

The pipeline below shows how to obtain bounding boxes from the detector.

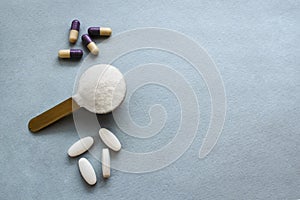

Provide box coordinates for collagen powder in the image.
[73,64,126,114]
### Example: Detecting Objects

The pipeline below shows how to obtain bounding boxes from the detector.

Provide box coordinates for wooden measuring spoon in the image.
[28,64,126,132]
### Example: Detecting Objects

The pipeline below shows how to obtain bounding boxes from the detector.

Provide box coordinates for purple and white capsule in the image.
[81,34,99,55]
[88,27,112,37]
[58,49,83,59]
[69,19,80,43]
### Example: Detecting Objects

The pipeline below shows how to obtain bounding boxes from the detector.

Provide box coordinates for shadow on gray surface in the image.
[57,57,84,67]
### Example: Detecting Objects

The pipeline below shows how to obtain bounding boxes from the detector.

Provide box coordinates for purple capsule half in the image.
[88,27,100,36]
[70,49,83,59]
[71,20,80,31]
[81,34,93,46]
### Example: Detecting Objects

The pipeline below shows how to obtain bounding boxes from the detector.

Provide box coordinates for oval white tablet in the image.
[78,158,97,185]
[102,148,110,178]
[99,128,121,151]
[67,136,94,157]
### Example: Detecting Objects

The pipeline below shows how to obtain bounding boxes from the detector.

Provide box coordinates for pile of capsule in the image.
[58,19,112,59]
[68,128,122,185]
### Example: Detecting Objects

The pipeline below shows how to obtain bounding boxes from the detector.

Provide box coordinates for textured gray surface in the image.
[0,0,299,199]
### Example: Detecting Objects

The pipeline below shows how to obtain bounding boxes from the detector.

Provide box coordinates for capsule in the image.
[88,27,112,37]
[58,49,83,59]
[69,19,80,43]
[81,34,99,55]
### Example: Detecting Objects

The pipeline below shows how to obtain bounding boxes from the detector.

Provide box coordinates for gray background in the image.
[0,0,299,199]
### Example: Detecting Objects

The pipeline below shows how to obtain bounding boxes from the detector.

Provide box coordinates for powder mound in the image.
[73,64,126,114]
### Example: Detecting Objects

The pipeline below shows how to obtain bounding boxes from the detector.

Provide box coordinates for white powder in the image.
[73,64,126,114]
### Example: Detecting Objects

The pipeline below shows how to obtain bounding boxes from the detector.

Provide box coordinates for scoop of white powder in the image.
[73,64,126,114]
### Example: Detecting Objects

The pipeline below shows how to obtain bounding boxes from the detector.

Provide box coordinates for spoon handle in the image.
[28,97,80,133]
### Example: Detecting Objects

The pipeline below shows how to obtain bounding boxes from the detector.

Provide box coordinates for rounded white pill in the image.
[78,158,97,185]
[102,148,110,178]
[99,128,121,151]
[67,136,94,157]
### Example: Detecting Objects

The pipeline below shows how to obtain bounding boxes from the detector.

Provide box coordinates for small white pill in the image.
[102,148,110,178]
[99,128,121,151]
[67,136,94,157]
[78,158,97,185]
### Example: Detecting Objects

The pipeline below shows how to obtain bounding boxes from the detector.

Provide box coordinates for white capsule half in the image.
[102,148,110,178]
[58,49,70,58]
[87,42,99,55]
[99,128,121,151]
[100,27,112,36]
[69,29,79,43]
[78,158,97,185]
[67,136,94,157]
